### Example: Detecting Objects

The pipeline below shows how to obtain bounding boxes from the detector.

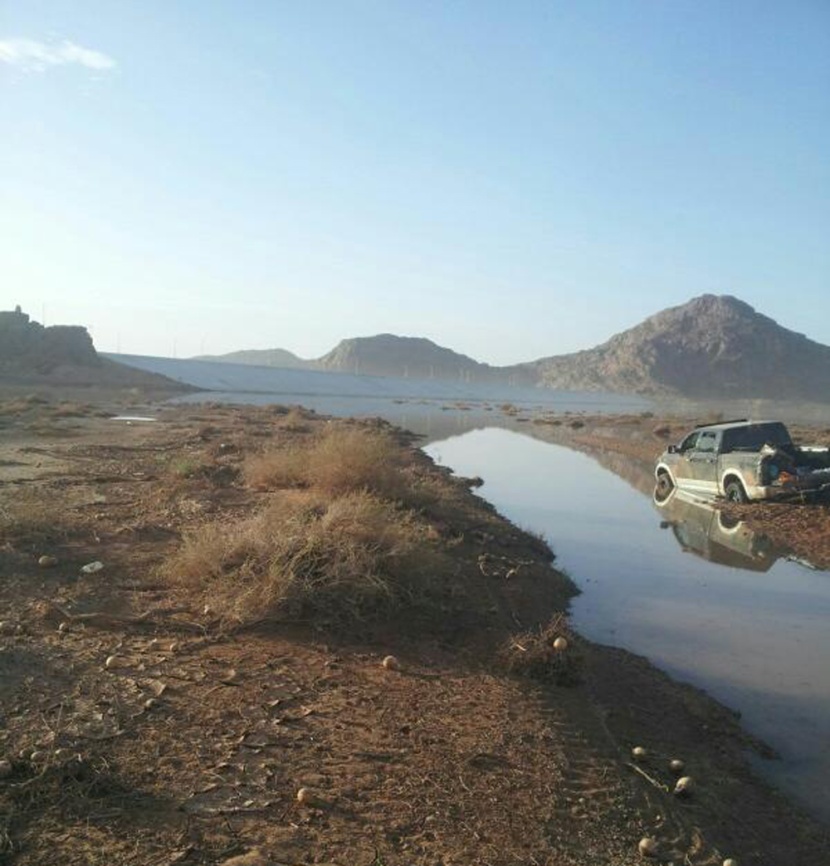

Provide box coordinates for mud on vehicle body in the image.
[655,419,830,503]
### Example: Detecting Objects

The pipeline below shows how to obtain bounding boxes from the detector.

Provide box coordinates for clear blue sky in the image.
[2,1,828,363]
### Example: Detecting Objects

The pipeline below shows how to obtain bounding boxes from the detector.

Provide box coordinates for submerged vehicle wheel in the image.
[724,479,748,503]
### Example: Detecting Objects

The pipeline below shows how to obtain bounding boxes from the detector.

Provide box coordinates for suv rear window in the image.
[720,423,792,452]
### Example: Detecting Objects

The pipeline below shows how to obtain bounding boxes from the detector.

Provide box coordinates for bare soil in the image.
[1,395,828,865]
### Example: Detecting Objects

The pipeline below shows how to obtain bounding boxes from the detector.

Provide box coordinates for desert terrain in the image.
[1,392,829,866]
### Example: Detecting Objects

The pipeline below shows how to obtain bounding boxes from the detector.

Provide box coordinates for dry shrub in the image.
[500,616,583,686]
[245,445,310,490]
[245,426,408,500]
[161,489,436,625]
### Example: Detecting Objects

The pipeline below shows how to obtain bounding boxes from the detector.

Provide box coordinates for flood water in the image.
[425,427,830,824]
[167,387,830,823]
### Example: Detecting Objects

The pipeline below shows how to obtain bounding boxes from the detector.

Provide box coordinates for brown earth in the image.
[1,395,829,866]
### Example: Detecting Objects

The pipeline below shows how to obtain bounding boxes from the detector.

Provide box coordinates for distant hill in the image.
[315,334,527,384]
[194,348,310,369]
[518,294,830,400]
[187,294,830,401]
[0,307,190,393]
[0,307,99,373]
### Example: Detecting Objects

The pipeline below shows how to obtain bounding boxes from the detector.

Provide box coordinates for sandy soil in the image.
[1,395,828,866]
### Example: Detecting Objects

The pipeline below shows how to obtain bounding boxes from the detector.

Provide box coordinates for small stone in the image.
[638,836,659,858]
[632,746,648,760]
[80,561,104,574]
[669,758,685,774]
[553,636,568,651]
[29,750,45,763]
[674,776,694,797]
[382,655,399,670]
[296,786,315,805]
[105,655,119,669]
[38,555,58,568]
[723,859,738,866]
[144,698,158,711]
[0,759,12,779]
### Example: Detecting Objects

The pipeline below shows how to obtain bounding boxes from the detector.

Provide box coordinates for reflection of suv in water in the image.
[655,419,830,502]
[653,484,783,571]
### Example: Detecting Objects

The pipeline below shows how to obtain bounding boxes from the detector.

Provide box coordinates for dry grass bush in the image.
[161,489,438,625]
[245,425,409,500]
[500,616,583,686]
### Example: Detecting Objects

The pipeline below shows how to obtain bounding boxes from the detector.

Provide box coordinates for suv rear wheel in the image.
[724,478,748,503]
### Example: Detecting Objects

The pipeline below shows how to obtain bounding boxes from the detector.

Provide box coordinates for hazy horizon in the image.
[2,3,828,365]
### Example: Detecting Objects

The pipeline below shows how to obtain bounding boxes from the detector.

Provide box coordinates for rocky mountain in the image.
[519,294,830,400]
[315,334,526,384]
[0,306,99,372]
[0,307,190,392]
[194,348,309,369]
[193,295,830,401]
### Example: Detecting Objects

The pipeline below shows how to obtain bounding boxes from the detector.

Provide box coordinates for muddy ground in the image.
[1,394,828,866]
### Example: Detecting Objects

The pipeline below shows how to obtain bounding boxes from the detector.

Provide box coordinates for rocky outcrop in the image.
[518,295,830,401]
[0,307,99,373]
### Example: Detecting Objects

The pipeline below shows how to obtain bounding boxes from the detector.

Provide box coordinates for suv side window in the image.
[680,432,700,452]
[697,431,717,453]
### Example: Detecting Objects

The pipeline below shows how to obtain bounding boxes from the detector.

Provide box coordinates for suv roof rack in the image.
[693,418,748,429]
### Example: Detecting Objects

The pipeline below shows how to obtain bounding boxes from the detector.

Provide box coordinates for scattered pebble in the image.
[638,836,659,858]
[674,776,694,797]
[105,655,119,670]
[632,746,648,760]
[144,698,158,711]
[0,759,12,779]
[382,655,399,670]
[669,758,685,774]
[80,561,104,574]
[723,859,738,866]
[296,786,315,805]
[38,555,58,568]
[553,636,568,651]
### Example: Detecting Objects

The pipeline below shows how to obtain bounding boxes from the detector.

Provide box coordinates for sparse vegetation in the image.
[245,424,409,500]
[161,488,437,626]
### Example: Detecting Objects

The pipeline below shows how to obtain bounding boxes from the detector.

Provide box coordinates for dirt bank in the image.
[1,397,828,865]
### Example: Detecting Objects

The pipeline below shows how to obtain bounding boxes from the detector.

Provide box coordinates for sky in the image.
[1,1,828,364]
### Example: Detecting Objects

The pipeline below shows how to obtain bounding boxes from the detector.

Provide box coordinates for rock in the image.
[296,787,315,805]
[638,836,659,858]
[382,655,399,670]
[80,561,104,574]
[723,859,738,866]
[38,555,58,568]
[674,776,694,797]
[632,746,648,760]
[105,655,119,670]
[553,637,568,651]
[669,758,685,774]
[0,759,13,779]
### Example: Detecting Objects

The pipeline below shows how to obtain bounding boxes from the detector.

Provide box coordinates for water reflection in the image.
[653,486,786,572]
[425,427,830,823]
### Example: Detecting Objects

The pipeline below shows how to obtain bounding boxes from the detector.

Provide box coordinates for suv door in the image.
[687,430,719,494]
